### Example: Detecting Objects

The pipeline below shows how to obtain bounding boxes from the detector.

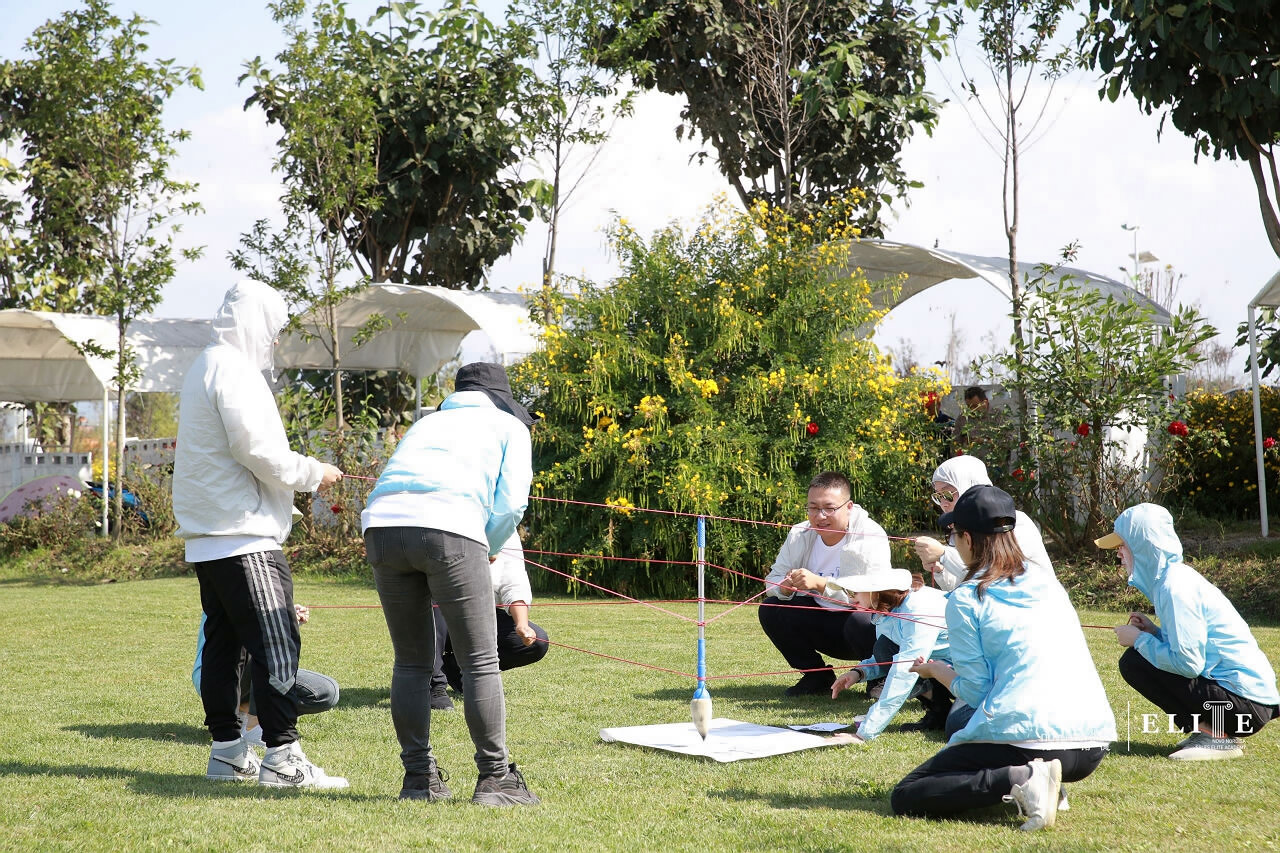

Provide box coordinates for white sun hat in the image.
[833,566,914,593]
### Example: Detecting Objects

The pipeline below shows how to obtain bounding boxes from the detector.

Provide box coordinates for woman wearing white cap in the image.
[912,455,1052,591]
[829,560,952,740]
[891,485,1114,833]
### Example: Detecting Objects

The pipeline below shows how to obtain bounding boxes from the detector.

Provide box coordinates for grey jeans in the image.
[365,526,507,777]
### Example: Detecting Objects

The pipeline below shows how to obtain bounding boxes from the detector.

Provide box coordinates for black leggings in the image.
[1119,648,1279,737]
[891,742,1108,818]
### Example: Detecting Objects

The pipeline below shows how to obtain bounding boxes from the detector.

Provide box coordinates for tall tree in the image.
[0,0,203,538]
[943,0,1077,425]
[597,0,948,229]
[1081,0,1280,259]
[247,0,538,289]
[243,0,381,429]
[245,0,538,427]
[510,0,633,312]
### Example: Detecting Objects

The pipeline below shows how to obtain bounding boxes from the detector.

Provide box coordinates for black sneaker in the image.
[784,669,835,697]
[430,685,454,711]
[472,763,540,807]
[399,764,452,801]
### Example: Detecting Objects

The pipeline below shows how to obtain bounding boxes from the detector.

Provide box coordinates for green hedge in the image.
[1167,387,1280,519]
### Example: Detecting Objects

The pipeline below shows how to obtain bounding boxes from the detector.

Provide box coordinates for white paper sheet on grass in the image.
[600,718,841,763]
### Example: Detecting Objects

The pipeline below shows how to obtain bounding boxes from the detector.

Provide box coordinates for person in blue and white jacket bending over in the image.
[362,362,539,807]
[1097,503,1280,761]
[892,486,1115,833]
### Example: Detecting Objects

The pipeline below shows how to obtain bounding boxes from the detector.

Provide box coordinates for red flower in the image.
[806,421,820,436]
[1167,421,1189,437]
[330,503,343,514]
[1266,437,1277,450]
[1012,467,1025,480]
[1076,423,1090,437]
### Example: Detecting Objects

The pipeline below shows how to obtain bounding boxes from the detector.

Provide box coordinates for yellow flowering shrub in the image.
[511,194,947,598]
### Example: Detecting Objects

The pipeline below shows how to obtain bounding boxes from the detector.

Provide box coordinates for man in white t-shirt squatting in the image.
[759,471,892,696]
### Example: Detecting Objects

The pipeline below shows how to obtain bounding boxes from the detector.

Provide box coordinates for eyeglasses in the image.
[930,490,958,506]
[806,503,848,516]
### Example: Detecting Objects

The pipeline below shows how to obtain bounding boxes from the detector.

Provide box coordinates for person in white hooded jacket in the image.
[913,455,1052,592]
[759,471,892,696]
[173,279,345,789]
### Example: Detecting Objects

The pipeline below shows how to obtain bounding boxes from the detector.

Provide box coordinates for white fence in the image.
[0,443,93,490]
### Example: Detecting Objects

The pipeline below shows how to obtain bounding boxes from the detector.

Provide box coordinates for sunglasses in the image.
[930,490,958,506]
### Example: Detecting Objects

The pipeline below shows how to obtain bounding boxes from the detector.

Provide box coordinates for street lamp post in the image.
[1121,223,1139,281]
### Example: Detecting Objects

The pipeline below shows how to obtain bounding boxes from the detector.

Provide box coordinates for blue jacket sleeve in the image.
[484,422,532,556]
[858,616,945,740]
[1134,586,1207,678]
[944,592,992,710]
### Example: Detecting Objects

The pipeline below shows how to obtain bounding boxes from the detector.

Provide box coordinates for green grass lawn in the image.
[1,575,1278,852]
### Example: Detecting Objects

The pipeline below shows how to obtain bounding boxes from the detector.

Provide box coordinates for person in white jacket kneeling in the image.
[173,279,346,789]
[759,471,891,697]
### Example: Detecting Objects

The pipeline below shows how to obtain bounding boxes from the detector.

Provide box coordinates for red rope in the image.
[524,557,698,624]
[528,494,915,541]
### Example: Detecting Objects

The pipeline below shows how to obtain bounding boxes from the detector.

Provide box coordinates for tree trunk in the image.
[330,300,344,431]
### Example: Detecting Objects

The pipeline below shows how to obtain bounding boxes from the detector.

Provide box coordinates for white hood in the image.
[932,455,991,496]
[211,279,288,376]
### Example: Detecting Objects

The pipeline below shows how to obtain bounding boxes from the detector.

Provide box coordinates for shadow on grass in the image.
[0,759,381,801]
[1108,741,1180,758]
[66,722,208,746]
[710,781,896,814]
[336,686,390,709]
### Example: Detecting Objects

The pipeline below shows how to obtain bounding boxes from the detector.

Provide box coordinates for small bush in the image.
[1166,387,1280,519]
[513,196,949,599]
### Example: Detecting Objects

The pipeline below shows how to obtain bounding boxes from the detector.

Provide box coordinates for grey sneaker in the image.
[1003,757,1061,831]
[258,741,349,789]
[400,764,452,801]
[472,763,540,807]
[206,739,261,782]
[1169,731,1244,761]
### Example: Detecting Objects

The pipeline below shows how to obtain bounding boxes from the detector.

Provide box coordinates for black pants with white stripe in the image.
[196,550,301,747]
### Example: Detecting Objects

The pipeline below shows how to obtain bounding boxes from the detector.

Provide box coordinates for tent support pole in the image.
[415,373,422,418]
[101,385,109,538]
[1249,304,1269,538]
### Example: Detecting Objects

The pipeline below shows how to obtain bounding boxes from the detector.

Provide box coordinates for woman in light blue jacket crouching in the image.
[1098,503,1279,760]
[891,486,1115,832]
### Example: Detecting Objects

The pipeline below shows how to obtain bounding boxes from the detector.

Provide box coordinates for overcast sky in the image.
[4,0,1275,387]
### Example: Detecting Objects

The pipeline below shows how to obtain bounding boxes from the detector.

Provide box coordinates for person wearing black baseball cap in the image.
[890,485,1115,833]
[361,361,540,806]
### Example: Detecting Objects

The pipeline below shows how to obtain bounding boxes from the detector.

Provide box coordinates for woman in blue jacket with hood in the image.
[891,486,1115,833]
[1098,503,1280,760]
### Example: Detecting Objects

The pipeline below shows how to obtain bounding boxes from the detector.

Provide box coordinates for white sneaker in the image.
[237,711,265,748]
[206,738,261,782]
[1003,758,1061,831]
[1058,785,1069,812]
[1169,731,1244,761]
[258,741,349,789]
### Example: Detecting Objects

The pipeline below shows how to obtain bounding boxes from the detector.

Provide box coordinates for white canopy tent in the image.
[1245,271,1280,536]
[276,284,540,410]
[843,240,1173,326]
[0,310,211,533]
